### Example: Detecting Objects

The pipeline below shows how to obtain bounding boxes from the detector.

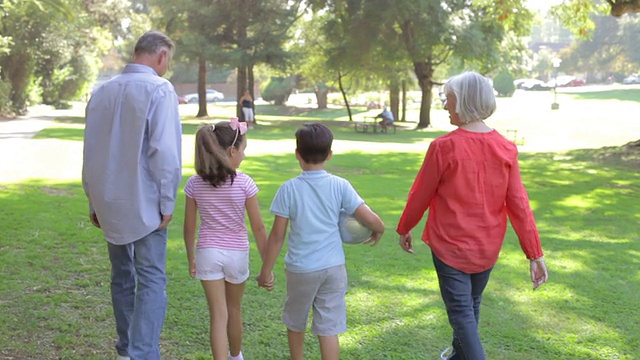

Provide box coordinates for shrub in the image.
[493,69,516,97]
[261,76,295,105]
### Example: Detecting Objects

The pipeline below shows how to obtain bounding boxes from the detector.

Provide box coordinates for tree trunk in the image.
[1,51,32,115]
[248,63,256,124]
[401,80,407,122]
[236,65,247,120]
[610,0,640,17]
[196,55,208,118]
[413,60,434,129]
[389,78,400,124]
[315,83,328,109]
[337,71,353,121]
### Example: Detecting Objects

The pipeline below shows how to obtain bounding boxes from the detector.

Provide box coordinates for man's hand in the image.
[157,214,173,230]
[89,212,101,228]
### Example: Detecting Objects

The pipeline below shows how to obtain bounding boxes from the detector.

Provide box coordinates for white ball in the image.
[339,210,372,244]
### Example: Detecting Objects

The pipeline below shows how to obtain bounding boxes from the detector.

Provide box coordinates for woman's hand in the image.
[399,233,413,254]
[530,257,548,290]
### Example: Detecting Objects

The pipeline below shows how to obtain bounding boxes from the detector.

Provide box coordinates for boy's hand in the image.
[363,231,383,246]
[399,233,413,253]
[89,212,101,228]
[257,271,274,291]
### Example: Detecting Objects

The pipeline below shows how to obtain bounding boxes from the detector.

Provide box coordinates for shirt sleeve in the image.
[147,84,182,215]
[184,176,194,198]
[505,155,544,260]
[341,180,365,214]
[396,140,443,235]
[243,173,259,199]
[270,182,291,219]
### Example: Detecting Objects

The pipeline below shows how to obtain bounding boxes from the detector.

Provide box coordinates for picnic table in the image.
[354,116,396,134]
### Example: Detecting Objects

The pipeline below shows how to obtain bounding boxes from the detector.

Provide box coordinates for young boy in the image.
[257,123,385,360]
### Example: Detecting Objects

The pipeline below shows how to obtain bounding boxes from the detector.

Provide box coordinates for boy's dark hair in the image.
[295,123,333,164]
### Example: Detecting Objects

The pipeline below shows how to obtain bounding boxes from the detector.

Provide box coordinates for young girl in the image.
[183,118,271,360]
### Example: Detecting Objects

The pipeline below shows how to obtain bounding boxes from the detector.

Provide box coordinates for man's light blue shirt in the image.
[82,64,182,245]
[270,170,364,273]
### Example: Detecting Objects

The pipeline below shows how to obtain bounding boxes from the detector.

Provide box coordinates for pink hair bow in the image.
[230,117,247,135]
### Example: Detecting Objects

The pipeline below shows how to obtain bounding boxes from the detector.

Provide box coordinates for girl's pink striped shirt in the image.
[184,172,258,251]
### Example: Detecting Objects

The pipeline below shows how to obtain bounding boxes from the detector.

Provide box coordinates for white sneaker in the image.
[440,347,451,360]
[116,356,130,360]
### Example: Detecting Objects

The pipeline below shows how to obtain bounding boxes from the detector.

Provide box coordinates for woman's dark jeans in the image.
[432,253,493,360]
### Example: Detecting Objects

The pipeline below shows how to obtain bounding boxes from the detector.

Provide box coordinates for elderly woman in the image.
[396,71,548,360]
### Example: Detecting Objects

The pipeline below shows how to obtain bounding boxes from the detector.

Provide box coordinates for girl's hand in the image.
[189,260,196,278]
[257,271,274,291]
[399,233,413,253]
[530,257,548,290]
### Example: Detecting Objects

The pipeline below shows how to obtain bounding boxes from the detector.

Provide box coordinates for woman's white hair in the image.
[443,71,496,124]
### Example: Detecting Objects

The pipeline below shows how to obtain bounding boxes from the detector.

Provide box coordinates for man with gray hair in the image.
[82,30,182,360]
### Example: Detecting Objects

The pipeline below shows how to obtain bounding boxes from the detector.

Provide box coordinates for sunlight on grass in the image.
[558,194,595,208]
[2,94,640,359]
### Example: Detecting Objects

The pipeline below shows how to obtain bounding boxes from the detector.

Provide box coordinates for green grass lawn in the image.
[1,93,639,359]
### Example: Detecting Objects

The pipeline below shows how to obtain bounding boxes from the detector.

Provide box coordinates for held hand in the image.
[363,231,383,247]
[256,271,274,291]
[157,214,173,230]
[399,233,413,254]
[530,257,548,290]
[89,212,101,228]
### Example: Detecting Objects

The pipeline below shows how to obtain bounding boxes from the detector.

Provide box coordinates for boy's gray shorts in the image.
[283,264,348,336]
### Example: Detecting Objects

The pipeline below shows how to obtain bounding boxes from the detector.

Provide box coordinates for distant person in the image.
[183,119,270,360]
[375,106,394,131]
[396,71,548,360]
[257,123,385,360]
[82,30,182,360]
[240,90,255,129]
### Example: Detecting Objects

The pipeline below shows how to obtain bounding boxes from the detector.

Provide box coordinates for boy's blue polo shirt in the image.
[270,170,364,273]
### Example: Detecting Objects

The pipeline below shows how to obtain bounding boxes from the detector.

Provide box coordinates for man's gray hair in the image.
[134,31,175,56]
[443,72,496,124]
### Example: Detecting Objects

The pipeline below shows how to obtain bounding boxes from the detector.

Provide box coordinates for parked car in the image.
[565,78,586,87]
[183,89,225,103]
[177,96,188,104]
[517,79,553,91]
[622,74,640,84]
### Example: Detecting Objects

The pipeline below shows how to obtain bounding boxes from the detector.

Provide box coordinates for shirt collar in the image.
[301,170,328,177]
[122,63,158,76]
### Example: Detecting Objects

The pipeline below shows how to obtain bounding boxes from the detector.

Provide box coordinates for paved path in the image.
[0,104,85,183]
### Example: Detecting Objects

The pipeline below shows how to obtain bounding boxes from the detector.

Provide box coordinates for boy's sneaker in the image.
[440,347,451,360]
[116,356,130,360]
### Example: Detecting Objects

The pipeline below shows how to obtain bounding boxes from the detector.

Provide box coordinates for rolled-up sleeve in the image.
[506,156,543,260]
[396,140,442,235]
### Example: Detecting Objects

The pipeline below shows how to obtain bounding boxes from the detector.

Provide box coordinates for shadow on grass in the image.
[2,148,639,359]
[36,118,447,145]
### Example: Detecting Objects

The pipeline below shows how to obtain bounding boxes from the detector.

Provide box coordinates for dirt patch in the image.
[41,186,75,197]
